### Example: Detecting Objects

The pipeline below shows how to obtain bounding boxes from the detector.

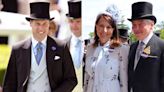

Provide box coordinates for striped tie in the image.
[134,41,144,69]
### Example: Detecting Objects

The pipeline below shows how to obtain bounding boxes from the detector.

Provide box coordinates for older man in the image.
[128,2,164,92]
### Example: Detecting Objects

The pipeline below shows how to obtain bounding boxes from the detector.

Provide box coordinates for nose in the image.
[38,25,44,30]
[103,27,108,33]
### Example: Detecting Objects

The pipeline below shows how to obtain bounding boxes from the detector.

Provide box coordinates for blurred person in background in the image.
[48,20,59,37]
[49,9,61,38]
[118,28,129,45]
[84,4,128,92]
[3,2,77,92]
[65,0,83,92]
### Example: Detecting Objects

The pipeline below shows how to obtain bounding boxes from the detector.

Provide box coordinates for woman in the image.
[48,21,58,37]
[84,6,129,92]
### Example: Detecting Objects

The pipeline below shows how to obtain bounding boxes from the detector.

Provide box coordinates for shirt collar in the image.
[99,41,110,48]
[71,35,82,46]
[32,36,47,48]
[140,31,153,45]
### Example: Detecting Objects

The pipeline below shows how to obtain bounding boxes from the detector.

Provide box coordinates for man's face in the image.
[68,18,81,37]
[30,19,50,41]
[132,19,154,40]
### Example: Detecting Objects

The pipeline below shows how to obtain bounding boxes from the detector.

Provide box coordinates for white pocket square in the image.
[54,56,60,60]
[141,53,158,58]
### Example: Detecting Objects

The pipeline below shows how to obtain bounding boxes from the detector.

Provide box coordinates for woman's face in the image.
[96,16,114,45]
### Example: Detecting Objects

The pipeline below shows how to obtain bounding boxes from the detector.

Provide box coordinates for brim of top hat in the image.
[66,13,81,19]
[25,17,54,21]
[128,14,156,24]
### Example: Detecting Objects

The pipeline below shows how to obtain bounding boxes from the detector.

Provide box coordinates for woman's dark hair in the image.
[93,14,120,48]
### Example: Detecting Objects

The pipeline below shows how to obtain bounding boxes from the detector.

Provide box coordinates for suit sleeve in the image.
[3,48,17,92]
[160,49,164,92]
[54,44,77,92]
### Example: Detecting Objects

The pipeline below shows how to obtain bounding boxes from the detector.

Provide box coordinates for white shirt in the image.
[70,35,84,69]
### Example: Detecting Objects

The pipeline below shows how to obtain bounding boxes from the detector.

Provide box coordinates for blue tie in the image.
[35,42,43,65]
[73,39,82,69]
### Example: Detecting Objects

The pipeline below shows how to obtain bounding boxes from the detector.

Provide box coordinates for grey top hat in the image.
[128,1,156,24]
[26,2,54,21]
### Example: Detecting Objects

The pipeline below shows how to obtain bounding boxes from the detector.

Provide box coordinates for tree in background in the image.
[154,21,164,40]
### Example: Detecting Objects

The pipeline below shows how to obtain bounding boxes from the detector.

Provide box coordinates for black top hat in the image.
[26,2,54,21]
[66,0,81,19]
[154,31,160,37]
[118,28,129,39]
[128,2,156,24]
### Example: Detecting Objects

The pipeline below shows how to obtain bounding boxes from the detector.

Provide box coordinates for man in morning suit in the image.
[66,0,82,92]
[128,1,164,92]
[3,2,77,92]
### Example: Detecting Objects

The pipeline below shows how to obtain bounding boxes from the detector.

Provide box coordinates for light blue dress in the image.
[84,42,129,92]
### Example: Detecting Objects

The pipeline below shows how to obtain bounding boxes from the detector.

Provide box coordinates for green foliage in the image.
[0,45,11,85]
[117,24,129,30]
[155,21,164,30]
[89,32,94,38]
[129,32,138,43]
[160,29,164,40]
[0,69,5,85]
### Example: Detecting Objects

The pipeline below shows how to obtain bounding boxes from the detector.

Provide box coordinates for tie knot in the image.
[75,39,81,47]
[139,41,145,48]
[140,41,144,45]
[36,42,43,51]
[138,41,145,52]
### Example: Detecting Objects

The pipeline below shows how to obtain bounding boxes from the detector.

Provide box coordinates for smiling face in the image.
[30,19,50,41]
[96,16,114,45]
[132,19,154,40]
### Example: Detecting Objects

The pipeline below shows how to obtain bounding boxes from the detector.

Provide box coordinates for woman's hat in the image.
[26,2,54,21]
[66,0,81,19]
[128,2,156,24]
[97,4,120,23]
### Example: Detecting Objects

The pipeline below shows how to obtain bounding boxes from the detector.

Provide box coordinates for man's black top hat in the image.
[118,28,129,39]
[66,0,81,19]
[154,31,160,37]
[26,2,54,21]
[128,2,156,24]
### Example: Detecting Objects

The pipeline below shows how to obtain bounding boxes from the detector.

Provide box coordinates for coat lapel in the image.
[21,38,32,90]
[129,41,139,71]
[46,36,58,86]
[66,36,72,49]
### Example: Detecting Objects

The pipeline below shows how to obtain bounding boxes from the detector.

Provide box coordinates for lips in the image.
[39,31,44,34]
